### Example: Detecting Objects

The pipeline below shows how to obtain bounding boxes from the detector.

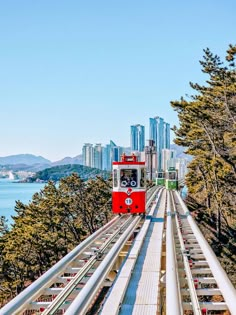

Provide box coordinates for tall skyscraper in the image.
[102,140,118,171]
[149,116,171,171]
[130,124,145,152]
[82,143,94,167]
[93,143,103,170]
[164,122,170,149]
[112,146,124,163]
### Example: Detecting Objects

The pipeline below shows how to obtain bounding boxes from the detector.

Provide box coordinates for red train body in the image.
[112,154,146,214]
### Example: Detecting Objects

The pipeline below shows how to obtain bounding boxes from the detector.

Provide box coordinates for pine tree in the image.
[0,173,112,305]
[171,44,236,239]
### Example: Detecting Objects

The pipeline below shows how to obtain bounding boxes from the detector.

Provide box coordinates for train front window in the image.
[120,169,137,187]
[113,169,118,187]
[169,171,176,180]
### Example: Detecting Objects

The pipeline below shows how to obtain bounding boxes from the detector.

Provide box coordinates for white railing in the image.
[175,191,236,315]
[166,191,182,315]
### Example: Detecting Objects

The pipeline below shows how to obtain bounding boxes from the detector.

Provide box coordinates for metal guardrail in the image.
[175,191,236,315]
[0,187,159,315]
[0,216,120,315]
[64,216,141,314]
[166,191,182,315]
[42,216,135,315]
[100,187,164,314]
[170,191,201,315]
[1,187,235,315]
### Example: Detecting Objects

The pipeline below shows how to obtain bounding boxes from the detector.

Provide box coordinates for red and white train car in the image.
[112,153,146,214]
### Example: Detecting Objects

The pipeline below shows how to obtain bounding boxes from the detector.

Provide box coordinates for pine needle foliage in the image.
[171,44,236,239]
[0,173,112,306]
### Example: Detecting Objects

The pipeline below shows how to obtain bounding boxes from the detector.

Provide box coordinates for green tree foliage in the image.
[27,164,110,182]
[0,173,112,306]
[171,44,236,239]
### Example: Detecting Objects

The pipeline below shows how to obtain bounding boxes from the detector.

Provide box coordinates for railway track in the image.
[100,189,236,314]
[1,186,235,315]
[101,187,166,314]
[165,190,236,315]
[0,186,160,315]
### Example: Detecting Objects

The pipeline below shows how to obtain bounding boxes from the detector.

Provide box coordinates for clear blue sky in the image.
[0,1,235,162]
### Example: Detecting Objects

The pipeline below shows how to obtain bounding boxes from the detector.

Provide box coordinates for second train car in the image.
[112,153,146,214]
[165,167,178,190]
[155,168,178,190]
[155,171,165,186]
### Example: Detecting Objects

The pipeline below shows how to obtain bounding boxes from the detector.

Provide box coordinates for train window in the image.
[120,169,137,187]
[140,168,146,187]
[158,172,164,179]
[113,169,118,187]
[168,171,176,180]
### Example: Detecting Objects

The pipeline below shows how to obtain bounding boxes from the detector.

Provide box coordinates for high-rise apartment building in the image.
[162,149,176,171]
[112,146,124,163]
[82,141,125,172]
[102,140,118,171]
[93,143,103,170]
[82,143,94,167]
[175,158,188,180]
[164,122,170,149]
[130,124,145,152]
[149,116,170,171]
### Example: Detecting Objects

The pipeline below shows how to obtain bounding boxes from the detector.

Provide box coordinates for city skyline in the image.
[0,114,173,162]
[80,115,173,173]
[1,1,235,161]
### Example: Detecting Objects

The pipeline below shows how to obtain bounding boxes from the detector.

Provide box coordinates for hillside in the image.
[170,144,192,161]
[52,155,83,166]
[27,164,111,182]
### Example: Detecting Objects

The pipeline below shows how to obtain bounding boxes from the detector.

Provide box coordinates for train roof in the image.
[113,153,145,165]
[113,161,145,165]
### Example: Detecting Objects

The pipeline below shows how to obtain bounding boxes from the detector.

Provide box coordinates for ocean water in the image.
[0,178,45,226]
[181,185,188,198]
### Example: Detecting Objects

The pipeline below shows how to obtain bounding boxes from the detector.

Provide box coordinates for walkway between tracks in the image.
[101,188,166,315]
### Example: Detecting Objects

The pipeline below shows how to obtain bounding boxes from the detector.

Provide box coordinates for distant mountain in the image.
[0,154,84,169]
[0,154,51,165]
[52,155,83,166]
[170,144,192,161]
[0,163,52,172]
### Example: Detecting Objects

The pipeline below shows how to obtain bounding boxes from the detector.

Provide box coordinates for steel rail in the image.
[100,187,164,314]
[0,216,120,315]
[0,186,159,315]
[42,216,134,315]
[170,191,201,315]
[146,185,160,211]
[166,191,182,315]
[175,191,236,315]
[64,216,141,315]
